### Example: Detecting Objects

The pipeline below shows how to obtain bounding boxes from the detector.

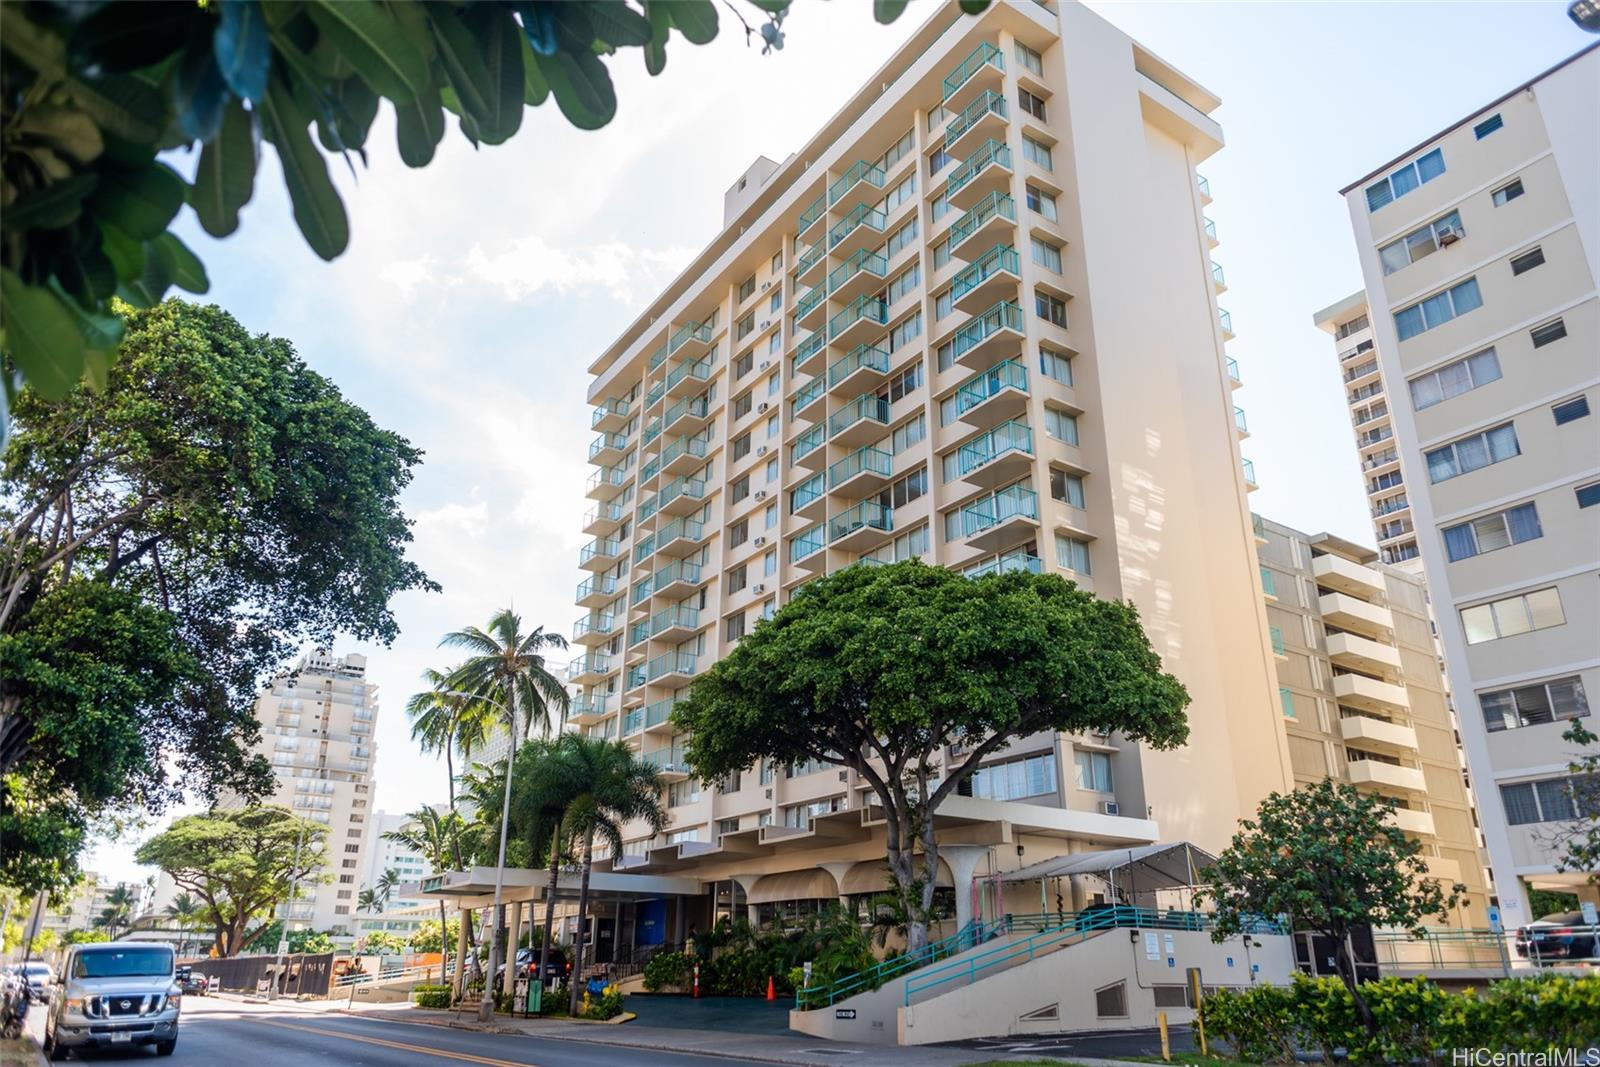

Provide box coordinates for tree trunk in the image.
[437,901,449,986]
[569,831,595,1017]
[479,695,518,1022]
[883,801,928,954]
[537,821,562,1008]
[1334,937,1376,1036]
[445,742,464,870]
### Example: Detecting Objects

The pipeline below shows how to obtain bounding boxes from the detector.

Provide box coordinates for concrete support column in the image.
[816,862,855,915]
[501,901,522,998]
[730,874,763,928]
[454,907,470,1000]
[942,846,988,931]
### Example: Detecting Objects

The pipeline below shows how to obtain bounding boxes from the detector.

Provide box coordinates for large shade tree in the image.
[134,805,329,957]
[674,561,1191,952]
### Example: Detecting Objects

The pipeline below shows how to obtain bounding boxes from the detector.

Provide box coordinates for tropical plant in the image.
[505,735,579,1006]
[641,951,693,992]
[356,888,381,915]
[408,917,459,956]
[287,928,335,955]
[358,930,409,956]
[134,805,329,957]
[164,892,207,955]
[1200,779,1466,1036]
[384,807,466,985]
[674,561,1190,953]
[94,883,137,939]
[1542,720,1600,884]
[62,928,108,945]
[376,867,401,909]
[405,667,493,866]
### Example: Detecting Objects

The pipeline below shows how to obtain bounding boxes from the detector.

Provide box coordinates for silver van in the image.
[44,941,180,1058]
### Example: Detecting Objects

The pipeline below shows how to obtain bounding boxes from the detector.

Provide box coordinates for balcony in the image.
[797,191,826,240]
[949,192,1016,260]
[827,294,888,346]
[570,693,612,725]
[951,243,1021,315]
[625,697,676,737]
[579,537,624,571]
[642,417,662,445]
[583,500,626,536]
[1218,308,1235,339]
[946,138,1012,211]
[1203,216,1218,247]
[954,358,1029,430]
[795,282,828,331]
[942,40,1004,110]
[667,319,714,359]
[591,399,631,432]
[828,158,886,207]
[567,652,611,684]
[573,612,616,647]
[639,454,663,488]
[1318,592,1393,637]
[828,393,891,447]
[588,431,629,464]
[586,464,630,500]
[1312,553,1385,597]
[793,240,827,287]
[1333,673,1410,715]
[828,444,893,494]
[790,423,829,471]
[646,651,696,685]
[641,746,691,781]
[575,574,618,608]
[828,500,893,552]
[964,550,1043,579]
[1197,173,1211,203]
[957,418,1034,488]
[1234,407,1248,438]
[642,604,701,643]
[827,249,888,304]
[1347,757,1426,794]
[960,483,1039,553]
[951,299,1025,370]
[791,375,827,421]
[1340,713,1419,755]
[790,472,826,522]
[1327,631,1402,677]
[648,342,670,373]
[1226,356,1241,389]
[660,476,708,517]
[660,434,710,476]
[827,342,890,396]
[827,203,888,257]
[651,559,702,599]
[666,355,714,398]
[1241,458,1257,489]
[790,522,827,568]
[1211,261,1227,293]
[945,89,1007,152]
[793,330,828,374]
[663,395,712,434]
[1388,807,1437,836]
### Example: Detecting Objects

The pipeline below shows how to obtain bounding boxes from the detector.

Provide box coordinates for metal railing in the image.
[942,40,1003,101]
[796,918,1004,1009]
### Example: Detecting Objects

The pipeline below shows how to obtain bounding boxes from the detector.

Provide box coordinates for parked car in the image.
[1514,911,1599,961]
[44,942,181,1059]
[497,947,570,983]
[19,962,52,1003]
[176,966,210,996]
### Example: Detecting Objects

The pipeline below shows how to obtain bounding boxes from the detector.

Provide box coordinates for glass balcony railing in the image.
[653,559,702,590]
[641,745,689,774]
[795,331,826,365]
[828,394,890,438]
[948,191,1016,250]
[946,139,1011,199]
[951,299,1024,362]
[791,375,825,416]
[630,576,654,606]
[796,283,826,320]
[965,550,1043,579]
[668,319,713,354]
[658,475,707,510]
[567,652,610,680]
[1203,217,1217,242]
[627,664,647,689]
[951,243,1020,303]
[791,472,825,513]
[591,399,630,428]
[790,522,827,562]
[794,242,825,278]
[829,500,892,544]
[572,693,612,719]
[1226,357,1241,384]
[826,249,888,295]
[961,483,1038,538]
[1234,407,1248,433]
[1269,624,1285,656]
[956,358,1028,416]
[664,395,710,430]
[826,203,887,252]
[661,434,709,467]
[656,515,705,547]
[791,423,827,464]
[640,456,662,483]
[647,342,670,372]
[1218,308,1233,334]
[827,295,888,341]
[645,381,666,407]
[1252,512,1266,540]
[634,535,655,564]
[588,432,628,460]
[1211,261,1226,287]
[943,40,1003,101]
[642,418,662,445]
[645,604,700,638]
[828,444,893,489]
[945,89,1007,144]
[646,651,697,682]
[957,419,1033,476]
[586,465,629,493]
[1241,458,1257,486]
[1197,173,1211,199]
[666,355,713,391]
[575,575,617,602]
[579,538,622,566]
[798,192,826,234]
[584,501,624,528]
[627,697,676,735]
[828,159,886,206]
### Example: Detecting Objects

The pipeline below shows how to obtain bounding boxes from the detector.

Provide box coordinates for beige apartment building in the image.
[1335,43,1599,926]
[1257,517,1490,927]
[568,0,1291,922]
[238,651,380,939]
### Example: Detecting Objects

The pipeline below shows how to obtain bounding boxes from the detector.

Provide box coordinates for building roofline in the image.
[1311,290,1369,331]
[1339,41,1600,196]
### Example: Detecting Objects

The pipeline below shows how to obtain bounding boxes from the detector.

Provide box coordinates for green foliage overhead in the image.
[1546,720,1600,883]
[674,560,1190,950]
[358,930,410,956]
[63,928,110,945]
[134,805,330,957]
[287,928,336,955]
[0,0,975,408]
[409,916,460,955]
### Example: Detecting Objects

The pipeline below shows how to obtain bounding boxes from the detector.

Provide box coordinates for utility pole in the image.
[270,818,309,1001]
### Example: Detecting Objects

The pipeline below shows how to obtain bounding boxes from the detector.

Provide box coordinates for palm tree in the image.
[357,888,381,914]
[96,884,138,940]
[507,738,577,998]
[384,808,466,987]
[406,668,496,867]
[164,893,205,956]
[376,867,400,910]
[441,609,569,1020]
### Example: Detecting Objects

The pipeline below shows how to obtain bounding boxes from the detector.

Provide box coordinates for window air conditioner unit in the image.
[1436,225,1463,246]
[1101,801,1120,816]
[761,281,772,292]
[759,320,771,331]
[756,446,769,457]
[838,770,849,783]
[764,788,773,799]
[751,584,766,594]
[759,360,771,371]
[753,536,767,547]
[757,402,770,414]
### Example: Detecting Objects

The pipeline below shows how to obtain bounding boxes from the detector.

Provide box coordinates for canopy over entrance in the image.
[998,842,1217,906]
[747,869,839,905]
[838,858,954,896]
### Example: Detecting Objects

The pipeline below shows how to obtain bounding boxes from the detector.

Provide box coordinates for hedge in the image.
[412,984,452,1009]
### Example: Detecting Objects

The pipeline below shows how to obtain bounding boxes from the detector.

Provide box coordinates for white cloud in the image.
[413,496,490,538]
[380,237,696,305]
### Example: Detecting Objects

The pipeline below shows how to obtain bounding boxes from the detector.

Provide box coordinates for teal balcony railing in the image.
[790,472,825,513]
[829,501,892,544]
[948,191,1016,250]
[1270,624,1285,655]
[666,355,713,391]
[790,522,826,562]
[626,664,647,689]
[794,242,825,278]
[656,516,705,547]
[1197,173,1211,198]
[653,559,702,590]
[828,159,886,206]
[957,419,1033,476]
[796,283,826,320]
[955,358,1028,416]
[642,418,662,445]
[644,605,700,639]
[951,300,1024,362]
[640,456,662,483]
[795,331,826,365]
[964,551,1042,579]
[573,612,614,640]
[791,423,827,464]
[645,381,666,408]
[828,394,890,438]
[828,342,890,389]
[827,295,888,341]
[640,744,690,774]
[828,445,893,489]
[1252,512,1266,540]
[661,434,709,467]
[1234,407,1248,433]
[590,399,630,428]
[634,534,655,565]
[638,495,659,522]
[960,483,1038,538]
[630,576,654,606]
[798,192,826,233]
[647,342,670,372]
[586,465,630,493]
[628,618,651,647]
[946,139,1011,198]
[668,319,713,354]
[1242,457,1257,486]
[664,395,710,430]
[571,693,611,720]
[588,432,628,460]
[951,244,1020,303]
[942,40,1003,101]
[566,652,610,681]
[1218,308,1233,333]
[945,89,1006,145]
[579,537,622,566]
[658,475,707,510]
[826,203,887,252]
[1226,356,1241,383]
[1211,261,1226,287]
[584,501,625,528]
[791,375,826,416]
[575,575,616,601]
[623,706,645,735]
[1204,217,1217,242]
[646,650,697,682]
[826,249,887,295]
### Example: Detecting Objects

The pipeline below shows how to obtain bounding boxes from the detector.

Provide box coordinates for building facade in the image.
[237,651,380,938]
[1335,44,1599,925]
[568,0,1292,910]
[1257,517,1490,926]
[357,809,442,939]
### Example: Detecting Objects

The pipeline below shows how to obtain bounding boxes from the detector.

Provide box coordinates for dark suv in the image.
[1514,911,1599,962]
[503,948,570,982]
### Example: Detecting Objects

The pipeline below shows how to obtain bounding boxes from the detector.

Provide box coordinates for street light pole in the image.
[270,817,308,1001]
[478,691,518,1023]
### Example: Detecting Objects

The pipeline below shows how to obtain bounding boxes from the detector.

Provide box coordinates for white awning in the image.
[998,842,1216,886]
[748,869,840,905]
[839,859,954,896]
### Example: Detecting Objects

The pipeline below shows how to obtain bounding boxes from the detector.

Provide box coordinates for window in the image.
[887,466,928,507]
[928,145,952,176]
[1394,277,1482,340]
[1260,566,1277,597]
[764,548,777,574]
[1459,587,1564,644]
[1510,246,1545,275]
[890,413,925,453]
[882,173,916,213]
[1050,468,1084,507]
[1035,289,1068,328]
[1500,776,1597,825]
[731,474,750,504]
[1022,135,1053,171]
[886,217,919,258]
[1074,750,1112,792]
[1018,87,1047,121]
[1015,41,1043,76]
[1473,113,1503,139]
[1481,676,1588,733]
[1579,482,1600,509]
[734,391,753,419]
[737,312,755,340]
[725,614,746,641]
[1492,179,1524,206]
[1425,422,1518,483]
[935,287,954,320]
[767,413,779,438]
[1442,502,1541,561]
[879,128,913,171]
[1039,347,1073,386]
[883,363,923,404]
[930,191,950,223]
[1030,236,1063,273]
[1378,211,1462,274]
[1408,347,1500,410]
[1365,147,1445,211]
[1025,184,1058,222]
[732,431,752,461]
[969,752,1056,802]
[728,519,749,549]
[1336,315,1370,340]
[1530,318,1567,347]
[668,780,701,806]
[932,239,952,270]
[770,290,782,314]
[1055,533,1090,575]
[726,564,748,594]
[738,276,756,302]
[887,262,921,304]
[1553,395,1590,425]
[765,457,779,483]
[888,311,923,350]
[1279,688,1296,719]
[768,332,781,356]
[1044,407,1078,444]
[772,251,783,272]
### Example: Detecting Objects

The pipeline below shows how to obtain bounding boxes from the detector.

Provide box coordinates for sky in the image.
[85,0,1593,884]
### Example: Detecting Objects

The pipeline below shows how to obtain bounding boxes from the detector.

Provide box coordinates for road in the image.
[21,995,774,1066]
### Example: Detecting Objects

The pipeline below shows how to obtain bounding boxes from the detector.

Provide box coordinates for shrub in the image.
[642,951,694,991]
[412,984,451,1009]
[1201,983,1297,1065]
[583,986,624,1020]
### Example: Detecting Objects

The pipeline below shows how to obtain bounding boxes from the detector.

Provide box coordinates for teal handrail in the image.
[795,917,1007,1010]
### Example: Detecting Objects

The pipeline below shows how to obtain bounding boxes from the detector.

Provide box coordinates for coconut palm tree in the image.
[376,867,400,909]
[441,609,569,1020]
[96,884,138,940]
[357,888,381,914]
[406,668,495,866]
[163,893,205,955]
[384,808,466,987]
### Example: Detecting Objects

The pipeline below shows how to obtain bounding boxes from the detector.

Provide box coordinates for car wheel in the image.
[156,1040,177,1056]
[44,1028,67,1061]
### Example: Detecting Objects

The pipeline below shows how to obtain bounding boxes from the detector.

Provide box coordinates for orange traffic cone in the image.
[766,976,776,1002]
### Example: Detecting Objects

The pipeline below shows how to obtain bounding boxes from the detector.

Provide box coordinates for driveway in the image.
[624,994,795,1034]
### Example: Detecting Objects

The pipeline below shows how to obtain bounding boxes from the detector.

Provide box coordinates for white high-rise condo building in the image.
[1334,42,1599,926]
[570,0,1292,919]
